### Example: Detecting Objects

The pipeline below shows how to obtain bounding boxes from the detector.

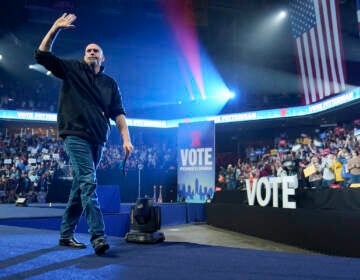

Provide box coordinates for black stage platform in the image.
[207,189,360,257]
[212,188,360,211]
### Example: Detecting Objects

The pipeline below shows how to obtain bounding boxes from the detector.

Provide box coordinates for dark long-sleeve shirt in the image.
[35,50,126,144]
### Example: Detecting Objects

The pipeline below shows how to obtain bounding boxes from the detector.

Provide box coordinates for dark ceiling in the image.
[1,0,360,121]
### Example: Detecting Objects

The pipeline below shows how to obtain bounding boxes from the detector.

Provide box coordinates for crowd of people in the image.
[99,143,176,170]
[0,130,177,204]
[2,119,360,204]
[0,132,67,204]
[215,120,360,191]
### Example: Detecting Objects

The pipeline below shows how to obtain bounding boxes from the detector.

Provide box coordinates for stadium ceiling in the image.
[0,0,359,120]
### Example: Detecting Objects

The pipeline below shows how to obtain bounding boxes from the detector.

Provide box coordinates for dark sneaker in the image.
[59,237,86,249]
[92,238,110,255]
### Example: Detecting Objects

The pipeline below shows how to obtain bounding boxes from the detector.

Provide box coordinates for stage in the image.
[0,202,206,238]
[207,189,360,257]
[1,202,359,279]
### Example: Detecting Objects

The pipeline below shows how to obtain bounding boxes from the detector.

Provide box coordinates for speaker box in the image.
[15,197,28,207]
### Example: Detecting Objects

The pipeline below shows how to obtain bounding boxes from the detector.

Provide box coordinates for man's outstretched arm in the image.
[38,13,77,52]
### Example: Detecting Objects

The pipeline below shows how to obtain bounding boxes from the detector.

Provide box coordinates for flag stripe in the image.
[337,0,347,90]
[314,0,330,97]
[296,39,310,104]
[330,0,345,90]
[303,33,317,102]
[317,0,333,96]
[294,40,308,105]
[356,0,360,35]
[328,0,341,87]
[290,0,346,104]
[322,0,339,93]
[310,28,324,100]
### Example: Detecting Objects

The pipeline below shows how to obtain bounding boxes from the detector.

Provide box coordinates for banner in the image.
[357,0,360,37]
[289,0,346,104]
[177,121,215,203]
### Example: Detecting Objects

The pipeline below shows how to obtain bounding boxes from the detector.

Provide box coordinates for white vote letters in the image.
[245,176,296,209]
[180,148,213,166]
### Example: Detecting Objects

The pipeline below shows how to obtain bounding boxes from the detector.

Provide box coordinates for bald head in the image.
[83,43,105,73]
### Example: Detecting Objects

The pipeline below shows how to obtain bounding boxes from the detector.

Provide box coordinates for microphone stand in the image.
[137,163,144,198]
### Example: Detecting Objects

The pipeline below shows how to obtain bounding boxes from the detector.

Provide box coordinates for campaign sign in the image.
[177,121,215,203]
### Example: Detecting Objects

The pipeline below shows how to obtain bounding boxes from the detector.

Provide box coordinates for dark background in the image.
[1,0,360,119]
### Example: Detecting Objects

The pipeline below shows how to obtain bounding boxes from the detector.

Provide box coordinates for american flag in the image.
[357,0,360,36]
[289,0,346,104]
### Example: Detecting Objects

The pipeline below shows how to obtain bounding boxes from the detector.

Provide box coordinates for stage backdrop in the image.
[177,121,215,203]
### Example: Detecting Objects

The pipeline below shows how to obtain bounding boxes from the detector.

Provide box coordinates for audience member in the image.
[346,150,360,186]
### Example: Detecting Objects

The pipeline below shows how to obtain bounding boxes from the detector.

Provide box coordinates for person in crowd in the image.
[273,160,284,177]
[35,13,133,255]
[215,172,227,191]
[0,175,7,203]
[308,156,323,189]
[225,164,237,190]
[297,155,310,189]
[235,163,248,190]
[338,149,351,187]
[260,159,273,177]
[329,152,345,188]
[346,150,360,186]
[321,150,335,188]
[283,159,297,177]
[16,169,30,196]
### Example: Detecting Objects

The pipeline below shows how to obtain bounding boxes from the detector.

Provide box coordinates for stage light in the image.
[125,197,165,243]
[226,91,235,100]
[0,54,2,60]
[221,89,235,100]
[277,11,287,20]
[29,63,53,77]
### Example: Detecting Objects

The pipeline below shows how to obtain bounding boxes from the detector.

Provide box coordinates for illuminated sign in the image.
[1,88,359,128]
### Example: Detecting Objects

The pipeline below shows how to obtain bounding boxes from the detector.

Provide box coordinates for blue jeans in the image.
[60,136,105,241]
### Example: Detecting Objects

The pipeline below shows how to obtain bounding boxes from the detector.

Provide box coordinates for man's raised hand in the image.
[53,13,77,30]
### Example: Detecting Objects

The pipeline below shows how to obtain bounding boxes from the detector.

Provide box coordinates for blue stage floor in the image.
[1,203,359,279]
[1,224,360,280]
[0,203,66,219]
